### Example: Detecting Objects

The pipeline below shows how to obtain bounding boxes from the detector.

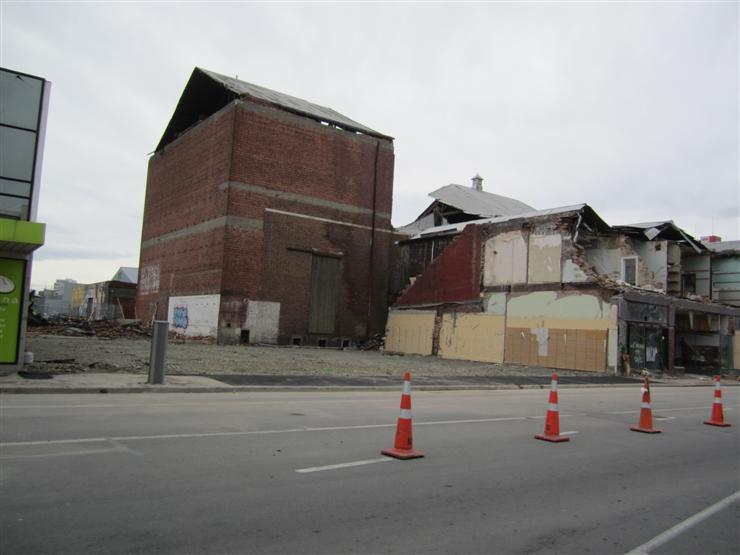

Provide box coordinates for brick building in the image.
[136,68,395,345]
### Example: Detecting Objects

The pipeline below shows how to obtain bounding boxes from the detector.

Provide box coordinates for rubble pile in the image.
[27,318,149,339]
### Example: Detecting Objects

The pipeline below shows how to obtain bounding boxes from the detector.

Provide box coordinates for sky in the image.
[1,1,738,291]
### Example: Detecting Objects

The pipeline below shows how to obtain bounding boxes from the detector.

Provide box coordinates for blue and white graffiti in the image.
[172,305,189,330]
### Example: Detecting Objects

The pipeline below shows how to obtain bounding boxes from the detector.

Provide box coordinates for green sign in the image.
[0,258,25,364]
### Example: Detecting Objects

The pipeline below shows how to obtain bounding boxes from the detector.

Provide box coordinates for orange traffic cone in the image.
[704,375,731,427]
[382,372,424,460]
[535,372,570,442]
[630,375,661,433]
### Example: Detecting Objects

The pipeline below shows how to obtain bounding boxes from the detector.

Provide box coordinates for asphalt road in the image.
[1,386,738,554]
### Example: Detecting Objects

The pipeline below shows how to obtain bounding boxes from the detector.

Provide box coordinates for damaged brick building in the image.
[136,68,395,345]
[387,197,739,374]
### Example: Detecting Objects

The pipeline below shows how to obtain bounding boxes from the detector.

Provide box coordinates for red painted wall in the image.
[394,224,481,307]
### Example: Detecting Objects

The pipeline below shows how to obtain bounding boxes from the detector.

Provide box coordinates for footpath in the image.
[0,371,729,394]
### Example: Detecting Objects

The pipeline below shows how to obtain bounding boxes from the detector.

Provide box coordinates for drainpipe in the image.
[367,140,380,339]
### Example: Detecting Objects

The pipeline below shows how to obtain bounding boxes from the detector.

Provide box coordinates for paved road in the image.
[1,386,738,554]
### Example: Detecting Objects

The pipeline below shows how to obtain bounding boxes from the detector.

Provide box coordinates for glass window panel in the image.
[0,70,43,130]
[0,126,37,181]
[0,194,29,220]
[0,179,31,198]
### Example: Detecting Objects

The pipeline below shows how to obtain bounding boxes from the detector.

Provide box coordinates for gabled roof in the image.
[112,267,138,284]
[156,67,392,151]
[613,221,705,253]
[428,184,535,218]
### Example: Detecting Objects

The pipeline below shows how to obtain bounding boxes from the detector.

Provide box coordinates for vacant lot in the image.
[23,334,581,378]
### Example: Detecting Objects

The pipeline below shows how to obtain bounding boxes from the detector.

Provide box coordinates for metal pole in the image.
[148,320,168,384]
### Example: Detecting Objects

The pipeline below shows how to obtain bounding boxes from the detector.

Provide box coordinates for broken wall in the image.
[632,240,668,291]
[505,291,611,371]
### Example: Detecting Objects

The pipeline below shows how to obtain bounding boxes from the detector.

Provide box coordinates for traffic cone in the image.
[704,375,731,427]
[381,371,424,460]
[630,375,661,433]
[535,372,570,442]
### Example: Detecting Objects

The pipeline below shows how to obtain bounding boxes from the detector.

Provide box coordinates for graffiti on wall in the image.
[172,306,189,330]
[139,264,160,294]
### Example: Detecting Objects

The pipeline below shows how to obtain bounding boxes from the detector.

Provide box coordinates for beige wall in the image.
[528,233,562,284]
[385,310,435,355]
[505,291,611,372]
[438,313,505,363]
[483,231,527,286]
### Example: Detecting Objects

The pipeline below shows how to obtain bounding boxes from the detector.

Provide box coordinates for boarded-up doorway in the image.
[309,255,340,334]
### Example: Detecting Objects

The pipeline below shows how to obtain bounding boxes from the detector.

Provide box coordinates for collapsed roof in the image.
[613,221,705,253]
[156,67,392,151]
[407,203,610,240]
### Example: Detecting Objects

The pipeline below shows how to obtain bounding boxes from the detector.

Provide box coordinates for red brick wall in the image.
[135,107,234,321]
[136,96,394,341]
[394,225,482,307]
[258,209,393,343]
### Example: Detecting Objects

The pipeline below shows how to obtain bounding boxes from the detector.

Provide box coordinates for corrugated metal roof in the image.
[410,204,588,240]
[614,221,705,252]
[200,68,391,140]
[429,184,535,217]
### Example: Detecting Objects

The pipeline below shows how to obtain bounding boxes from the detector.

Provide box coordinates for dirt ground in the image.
[23,334,585,378]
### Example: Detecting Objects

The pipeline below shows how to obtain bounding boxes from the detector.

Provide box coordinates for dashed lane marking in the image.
[296,457,392,473]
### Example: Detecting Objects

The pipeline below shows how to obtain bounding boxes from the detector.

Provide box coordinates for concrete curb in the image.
[0,382,732,394]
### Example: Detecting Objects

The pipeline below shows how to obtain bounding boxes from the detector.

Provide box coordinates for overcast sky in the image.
[2,1,738,290]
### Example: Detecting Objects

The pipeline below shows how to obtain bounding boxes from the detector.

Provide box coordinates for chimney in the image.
[471,173,483,191]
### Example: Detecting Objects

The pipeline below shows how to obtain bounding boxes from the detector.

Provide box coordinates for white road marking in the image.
[0,405,733,448]
[624,490,740,555]
[0,416,532,447]
[606,406,736,415]
[296,457,391,473]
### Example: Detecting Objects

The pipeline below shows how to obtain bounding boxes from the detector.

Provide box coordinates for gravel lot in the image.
[23,334,583,378]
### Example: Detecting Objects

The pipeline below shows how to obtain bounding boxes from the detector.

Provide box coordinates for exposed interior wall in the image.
[632,240,668,291]
[667,243,682,295]
[681,253,711,297]
[385,310,435,355]
[563,260,590,283]
[483,230,527,286]
[505,291,611,371]
[438,312,505,363]
[527,233,562,284]
[583,236,624,281]
[583,235,641,284]
[167,294,220,338]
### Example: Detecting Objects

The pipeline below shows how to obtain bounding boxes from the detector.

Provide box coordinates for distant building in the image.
[136,68,396,345]
[68,268,138,320]
[35,278,77,317]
